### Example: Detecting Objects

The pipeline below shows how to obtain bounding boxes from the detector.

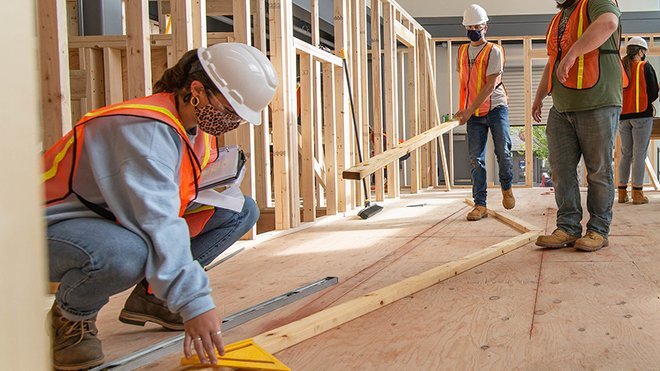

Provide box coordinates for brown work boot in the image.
[535,229,580,248]
[617,186,629,203]
[119,279,184,330]
[501,188,515,209]
[632,187,648,205]
[574,230,609,252]
[50,303,104,370]
[466,205,488,221]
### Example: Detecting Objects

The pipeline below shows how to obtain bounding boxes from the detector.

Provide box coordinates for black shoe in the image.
[118,280,184,331]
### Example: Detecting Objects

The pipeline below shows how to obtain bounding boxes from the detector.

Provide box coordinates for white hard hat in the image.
[197,43,278,125]
[626,36,648,50]
[463,4,489,26]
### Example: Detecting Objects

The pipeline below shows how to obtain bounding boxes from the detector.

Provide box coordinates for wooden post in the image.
[37,0,72,149]
[103,48,124,105]
[408,43,420,194]
[82,48,105,111]
[445,40,454,187]
[172,0,193,60]
[383,2,400,198]
[370,0,385,202]
[523,38,534,187]
[334,0,352,211]
[269,0,297,228]
[322,64,339,215]
[191,0,207,47]
[125,0,152,99]
[300,54,316,222]
[418,32,430,189]
[359,0,370,203]
[252,0,272,209]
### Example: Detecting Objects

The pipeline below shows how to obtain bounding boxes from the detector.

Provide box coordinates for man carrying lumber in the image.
[454,4,516,221]
[533,0,626,251]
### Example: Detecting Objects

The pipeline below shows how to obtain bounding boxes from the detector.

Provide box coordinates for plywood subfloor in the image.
[82,187,660,370]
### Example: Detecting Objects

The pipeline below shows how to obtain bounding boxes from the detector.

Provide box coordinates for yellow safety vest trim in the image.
[201,133,211,169]
[575,0,588,89]
[43,103,186,182]
[635,62,643,112]
[474,46,490,117]
[42,136,75,182]
[184,204,215,215]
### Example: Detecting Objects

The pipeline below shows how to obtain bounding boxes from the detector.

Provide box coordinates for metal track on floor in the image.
[90,276,338,370]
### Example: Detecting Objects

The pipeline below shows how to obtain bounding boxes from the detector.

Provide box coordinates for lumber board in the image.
[370,0,385,202]
[172,0,193,61]
[463,199,540,233]
[645,157,660,190]
[300,54,316,222]
[382,3,399,198]
[103,48,123,105]
[125,0,152,99]
[407,42,420,194]
[394,21,416,48]
[249,230,539,355]
[523,38,534,186]
[343,120,458,180]
[359,0,370,203]
[321,64,338,215]
[293,38,342,66]
[68,35,128,49]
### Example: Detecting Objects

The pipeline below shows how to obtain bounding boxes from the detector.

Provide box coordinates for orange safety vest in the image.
[546,0,627,92]
[621,60,649,115]
[42,93,219,238]
[458,42,505,117]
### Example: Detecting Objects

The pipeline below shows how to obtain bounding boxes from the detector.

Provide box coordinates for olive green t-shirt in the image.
[550,0,623,112]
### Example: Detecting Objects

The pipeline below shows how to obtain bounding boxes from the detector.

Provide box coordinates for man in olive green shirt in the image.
[532,0,623,251]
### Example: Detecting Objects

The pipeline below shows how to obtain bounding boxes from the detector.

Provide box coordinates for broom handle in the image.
[341,51,370,203]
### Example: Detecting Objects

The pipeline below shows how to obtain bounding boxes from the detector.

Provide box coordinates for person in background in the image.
[617,36,659,205]
[454,4,516,222]
[533,0,626,252]
[44,43,277,370]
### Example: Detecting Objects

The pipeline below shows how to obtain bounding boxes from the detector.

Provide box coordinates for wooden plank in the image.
[103,48,123,105]
[322,63,338,215]
[408,44,420,194]
[382,2,399,198]
[252,0,272,209]
[125,0,152,99]
[359,0,370,203]
[38,0,72,149]
[83,48,105,111]
[311,0,320,46]
[343,120,459,180]
[206,32,235,45]
[172,0,193,61]
[523,38,534,186]
[423,37,451,191]
[349,0,364,207]
[300,54,316,222]
[269,0,295,228]
[418,32,430,189]
[334,0,352,212]
[191,0,207,47]
[314,61,326,208]
[370,0,385,202]
[445,40,454,186]
[645,157,660,190]
[249,231,540,355]
[69,35,128,49]
[463,199,540,233]
[293,38,342,66]
[394,21,416,48]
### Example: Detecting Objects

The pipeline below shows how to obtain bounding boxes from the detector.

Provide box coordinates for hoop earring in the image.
[191,96,200,107]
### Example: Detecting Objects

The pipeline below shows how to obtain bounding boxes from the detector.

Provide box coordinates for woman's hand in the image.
[183,308,225,365]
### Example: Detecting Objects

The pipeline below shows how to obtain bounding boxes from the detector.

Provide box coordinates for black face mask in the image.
[641,53,646,61]
[467,29,483,42]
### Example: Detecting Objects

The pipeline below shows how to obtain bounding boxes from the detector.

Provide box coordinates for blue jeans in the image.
[546,106,620,237]
[466,105,514,206]
[48,196,259,318]
[618,117,653,187]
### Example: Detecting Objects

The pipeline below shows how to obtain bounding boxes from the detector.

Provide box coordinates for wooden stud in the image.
[125,0,152,99]
[334,0,352,212]
[370,0,385,202]
[191,0,207,47]
[407,44,420,194]
[171,0,193,60]
[645,157,660,190]
[322,63,338,215]
[382,2,399,198]
[523,38,534,187]
[445,40,454,187]
[314,61,326,208]
[464,199,539,233]
[300,54,316,222]
[359,0,371,203]
[418,32,430,189]
[103,48,124,105]
[311,0,320,46]
[37,0,72,149]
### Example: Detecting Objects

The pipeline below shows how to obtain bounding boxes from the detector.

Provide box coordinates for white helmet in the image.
[626,36,648,50]
[463,4,489,26]
[197,43,278,125]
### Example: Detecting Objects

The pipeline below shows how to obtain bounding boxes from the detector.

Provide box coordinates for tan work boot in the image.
[617,186,629,203]
[632,187,648,205]
[50,303,104,370]
[501,188,515,209]
[535,229,580,248]
[466,205,488,221]
[119,279,184,330]
[574,230,609,252]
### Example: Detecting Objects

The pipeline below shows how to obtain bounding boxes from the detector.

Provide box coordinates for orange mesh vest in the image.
[42,93,217,237]
[546,0,627,92]
[458,42,504,117]
[622,60,649,115]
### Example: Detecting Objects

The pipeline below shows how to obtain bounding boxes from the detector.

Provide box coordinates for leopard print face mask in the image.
[194,103,243,136]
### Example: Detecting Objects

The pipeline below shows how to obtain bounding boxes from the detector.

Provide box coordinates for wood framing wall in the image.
[38,0,451,234]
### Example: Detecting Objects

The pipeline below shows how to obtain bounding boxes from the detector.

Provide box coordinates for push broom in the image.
[341,51,383,219]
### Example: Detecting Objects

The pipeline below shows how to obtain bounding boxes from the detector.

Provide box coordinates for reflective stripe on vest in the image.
[458,42,502,117]
[622,60,649,115]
